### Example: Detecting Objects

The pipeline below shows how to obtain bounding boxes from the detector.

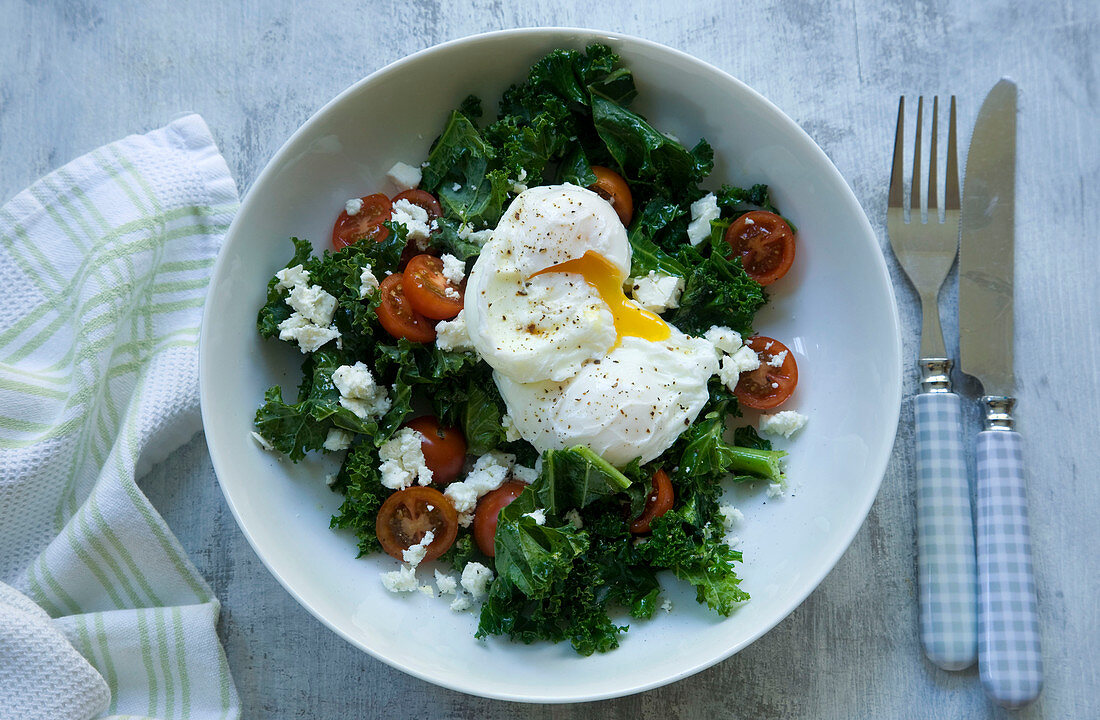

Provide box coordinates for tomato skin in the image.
[723,210,796,286]
[734,336,799,410]
[589,166,634,227]
[376,273,437,343]
[629,469,675,534]
[376,486,458,563]
[393,189,442,221]
[401,254,464,320]
[332,193,392,250]
[404,416,466,485]
[472,481,527,557]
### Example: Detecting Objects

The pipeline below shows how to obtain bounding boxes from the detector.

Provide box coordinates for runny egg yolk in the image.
[531,250,670,347]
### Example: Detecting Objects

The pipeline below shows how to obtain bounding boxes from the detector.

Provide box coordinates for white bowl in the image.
[200,27,901,702]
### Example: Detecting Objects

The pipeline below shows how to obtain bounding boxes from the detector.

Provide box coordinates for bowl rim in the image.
[199,25,903,703]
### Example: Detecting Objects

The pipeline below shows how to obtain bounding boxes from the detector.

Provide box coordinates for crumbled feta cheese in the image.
[759,410,808,438]
[717,345,762,390]
[767,350,788,368]
[332,362,391,418]
[359,265,379,298]
[418,584,435,597]
[766,482,785,498]
[687,193,720,246]
[511,168,528,194]
[501,413,522,442]
[564,508,583,530]
[512,464,538,484]
[660,598,673,613]
[323,428,352,451]
[729,344,761,373]
[718,504,745,532]
[401,530,435,567]
[523,509,547,526]
[345,197,363,216]
[457,223,494,246]
[386,161,422,191]
[461,562,494,600]
[287,283,337,326]
[435,570,458,595]
[449,595,472,612]
[391,198,432,249]
[434,310,474,352]
[380,564,419,593]
[379,427,432,490]
[277,313,341,353]
[443,286,460,299]
[275,264,310,291]
[445,452,513,514]
[251,431,274,451]
[452,182,462,192]
[630,271,684,313]
[704,326,743,355]
[440,253,466,286]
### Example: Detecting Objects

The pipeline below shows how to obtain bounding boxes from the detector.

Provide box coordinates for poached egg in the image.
[464,184,716,466]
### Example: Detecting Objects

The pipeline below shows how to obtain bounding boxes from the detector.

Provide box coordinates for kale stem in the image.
[726,447,786,482]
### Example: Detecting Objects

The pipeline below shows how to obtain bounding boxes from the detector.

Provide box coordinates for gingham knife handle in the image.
[976,427,1043,707]
[914,391,978,669]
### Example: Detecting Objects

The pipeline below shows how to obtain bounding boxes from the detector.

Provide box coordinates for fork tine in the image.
[911,96,923,215]
[928,97,939,217]
[888,97,905,209]
[945,96,960,210]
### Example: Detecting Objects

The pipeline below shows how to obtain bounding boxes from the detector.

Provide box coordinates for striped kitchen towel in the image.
[0,115,240,719]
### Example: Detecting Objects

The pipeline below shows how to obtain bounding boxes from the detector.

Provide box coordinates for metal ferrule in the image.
[981,395,1016,430]
[919,358,953,393]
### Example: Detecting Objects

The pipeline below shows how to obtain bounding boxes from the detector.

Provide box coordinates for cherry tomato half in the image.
[629,469,675,535]
[376,486,458,563]
[376,273,437,343]
[393,189,443,221]
[589,166,634,227]
[472,480,527,557]
[332,193,392,250]
[734,336,799,410]
[404,416,467,485]
[402,254,464,320]
[723,210,796,286]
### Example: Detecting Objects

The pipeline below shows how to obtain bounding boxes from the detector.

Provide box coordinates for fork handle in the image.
[914,390,978,670]
[976,423,1042,707]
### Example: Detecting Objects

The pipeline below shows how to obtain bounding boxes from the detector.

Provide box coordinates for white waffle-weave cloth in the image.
[0,114,240,720]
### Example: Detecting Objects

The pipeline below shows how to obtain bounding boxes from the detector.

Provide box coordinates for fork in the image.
[887,96,978,671]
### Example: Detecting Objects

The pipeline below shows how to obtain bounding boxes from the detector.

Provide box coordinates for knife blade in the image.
[960,80,1016,394]
[959,78,1042,708]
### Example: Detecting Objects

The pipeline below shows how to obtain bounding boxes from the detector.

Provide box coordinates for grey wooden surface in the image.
[3,0,1098,717]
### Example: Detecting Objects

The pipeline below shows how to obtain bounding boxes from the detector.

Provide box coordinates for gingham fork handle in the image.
[914,393,978,670]
[976,430,1043,707]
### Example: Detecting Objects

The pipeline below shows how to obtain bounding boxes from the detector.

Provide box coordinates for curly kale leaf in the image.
[590,92,712,197]
[627,199,689,277]
[477,559,626,656]
[667,244,766,336]
[677,398,786,486]
[253,349,377,461]
[492,485,590,598]
[641,511,749,615]
[533,446,633,515]
[329,440,390,556]
[257,237,315,338]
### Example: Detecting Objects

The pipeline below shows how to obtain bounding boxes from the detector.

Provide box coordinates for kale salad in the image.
[252,44,807,656]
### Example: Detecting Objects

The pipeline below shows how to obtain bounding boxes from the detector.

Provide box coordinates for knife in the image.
[959,78,1042,708]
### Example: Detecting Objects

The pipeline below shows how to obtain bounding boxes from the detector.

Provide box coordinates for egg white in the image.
[464,183,716,467]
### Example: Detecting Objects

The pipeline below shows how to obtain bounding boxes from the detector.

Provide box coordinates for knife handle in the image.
[976,427,1042,707]
[914,391,978,670]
